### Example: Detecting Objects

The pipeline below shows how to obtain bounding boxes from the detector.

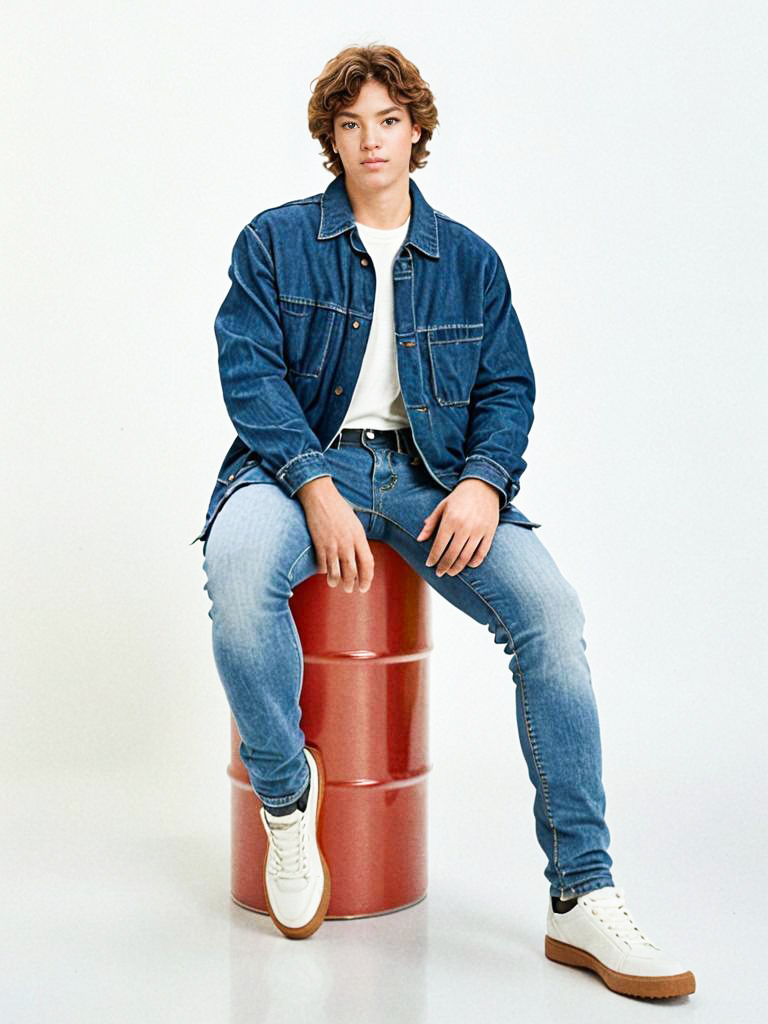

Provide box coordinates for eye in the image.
[383,117,401,126]
[341,121,357,130]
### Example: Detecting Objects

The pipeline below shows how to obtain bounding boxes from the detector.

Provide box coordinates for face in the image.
[330,78,422,189]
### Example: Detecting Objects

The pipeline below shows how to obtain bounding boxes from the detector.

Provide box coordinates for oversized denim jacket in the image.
[190,173,539,546]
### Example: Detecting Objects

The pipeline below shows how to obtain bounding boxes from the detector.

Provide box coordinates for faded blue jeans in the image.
[201,426,615,899]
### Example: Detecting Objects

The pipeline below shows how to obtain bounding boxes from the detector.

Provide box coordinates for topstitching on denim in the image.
[361,506,567,893]
[276,460,567,890]
[380,450,398,491]
[459,570,564,891]
[287,544,316,586]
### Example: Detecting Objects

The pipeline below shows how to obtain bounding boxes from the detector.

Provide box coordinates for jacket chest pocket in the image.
[427,324,483,406]
[279,297,340,379]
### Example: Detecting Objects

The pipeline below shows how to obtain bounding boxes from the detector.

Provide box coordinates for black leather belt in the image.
[328,426,419,459]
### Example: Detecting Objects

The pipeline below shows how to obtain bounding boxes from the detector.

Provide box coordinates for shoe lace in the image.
[264,812,309,879]
[581,887,660,949]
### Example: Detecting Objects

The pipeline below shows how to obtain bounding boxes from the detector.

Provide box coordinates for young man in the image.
[194,45,695,998]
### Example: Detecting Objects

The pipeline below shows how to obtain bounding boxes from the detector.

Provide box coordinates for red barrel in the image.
[229,540,433,919]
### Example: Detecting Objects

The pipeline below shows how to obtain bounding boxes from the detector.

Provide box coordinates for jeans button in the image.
[365,429,375,438]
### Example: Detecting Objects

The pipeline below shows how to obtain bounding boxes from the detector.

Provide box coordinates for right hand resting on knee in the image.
[296,476,375,593]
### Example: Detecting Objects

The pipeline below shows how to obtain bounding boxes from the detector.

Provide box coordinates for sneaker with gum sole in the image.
[259,745,331,939]
[545,885,696,999]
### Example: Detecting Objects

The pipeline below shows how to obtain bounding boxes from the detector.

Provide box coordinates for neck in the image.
[343,174,411,230]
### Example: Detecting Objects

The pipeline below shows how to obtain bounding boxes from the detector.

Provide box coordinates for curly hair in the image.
[308,43,439,177]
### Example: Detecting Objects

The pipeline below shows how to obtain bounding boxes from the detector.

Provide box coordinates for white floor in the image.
[1,767,760,1024]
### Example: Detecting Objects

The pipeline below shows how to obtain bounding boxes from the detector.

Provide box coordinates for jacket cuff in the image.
[276,451,333,498]
[458,454,519,509]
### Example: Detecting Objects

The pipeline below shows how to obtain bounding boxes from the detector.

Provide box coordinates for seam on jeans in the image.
[261,773,310,810]
[380,449,398,491]
[561,877,615,898]
[358,438,383,516]
[459,573,564,891]
[365,508,565,891]
[287,544,315,585]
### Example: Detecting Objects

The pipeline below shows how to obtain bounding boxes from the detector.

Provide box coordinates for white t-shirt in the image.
[340,218,411,432]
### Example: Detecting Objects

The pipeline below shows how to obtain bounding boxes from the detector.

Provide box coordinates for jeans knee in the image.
[203,532,286,620]
[527,575,586,640]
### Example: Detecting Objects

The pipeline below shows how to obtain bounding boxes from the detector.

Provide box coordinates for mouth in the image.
[362,159,387,166]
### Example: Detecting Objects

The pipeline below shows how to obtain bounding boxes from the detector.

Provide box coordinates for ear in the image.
[411,124,422,144]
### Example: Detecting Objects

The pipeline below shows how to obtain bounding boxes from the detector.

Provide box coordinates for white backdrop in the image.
[2,2,765,1021]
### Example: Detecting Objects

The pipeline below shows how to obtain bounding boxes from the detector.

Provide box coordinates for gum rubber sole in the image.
[263,744,332,939]
[544,934,696,998]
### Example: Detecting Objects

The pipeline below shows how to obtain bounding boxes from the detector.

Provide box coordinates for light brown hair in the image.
[308,44,439,177]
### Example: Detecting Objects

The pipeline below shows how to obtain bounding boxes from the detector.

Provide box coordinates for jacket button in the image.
[360,258,369,267]
[334,385,343,395]
[227,474,235,481]
[352,320,360,329]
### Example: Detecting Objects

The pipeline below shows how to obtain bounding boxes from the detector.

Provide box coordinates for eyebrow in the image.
[334,106,404,120]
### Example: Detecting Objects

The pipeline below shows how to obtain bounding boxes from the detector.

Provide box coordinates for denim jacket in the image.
[190,173,538,545]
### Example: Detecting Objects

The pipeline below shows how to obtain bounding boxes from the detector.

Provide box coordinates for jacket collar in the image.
[318,173,440,258]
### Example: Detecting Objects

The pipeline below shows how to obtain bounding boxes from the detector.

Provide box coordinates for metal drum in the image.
[229,539,433,918]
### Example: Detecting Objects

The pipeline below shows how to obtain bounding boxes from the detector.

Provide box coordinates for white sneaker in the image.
[259,745,331,939]
[545,885,696,998]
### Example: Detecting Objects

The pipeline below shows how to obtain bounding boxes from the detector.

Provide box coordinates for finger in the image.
[467,533,492,568]
[326,550,341,587]
[338,548,358,593]
[425,520,455,569]
[445,533,484,575]
[356,542,375,593]
[417,500,444,541]
[434,529,473,576]
[425,533,448,567]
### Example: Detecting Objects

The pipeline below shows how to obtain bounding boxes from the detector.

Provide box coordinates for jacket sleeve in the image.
[214,223,333,498]
[456,251,536,510]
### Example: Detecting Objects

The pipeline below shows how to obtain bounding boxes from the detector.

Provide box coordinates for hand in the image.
[416,479,500,576]
[296,476,375,593]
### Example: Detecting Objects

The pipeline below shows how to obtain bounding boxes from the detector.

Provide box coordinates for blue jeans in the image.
[201,427,615,899]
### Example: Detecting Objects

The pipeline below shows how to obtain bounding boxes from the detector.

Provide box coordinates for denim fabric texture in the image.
[201,429,615,900]
[190,173,536,546]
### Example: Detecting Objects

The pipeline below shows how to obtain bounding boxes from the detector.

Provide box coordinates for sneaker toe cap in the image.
[622,949,691,977]
[267,871,326,928]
